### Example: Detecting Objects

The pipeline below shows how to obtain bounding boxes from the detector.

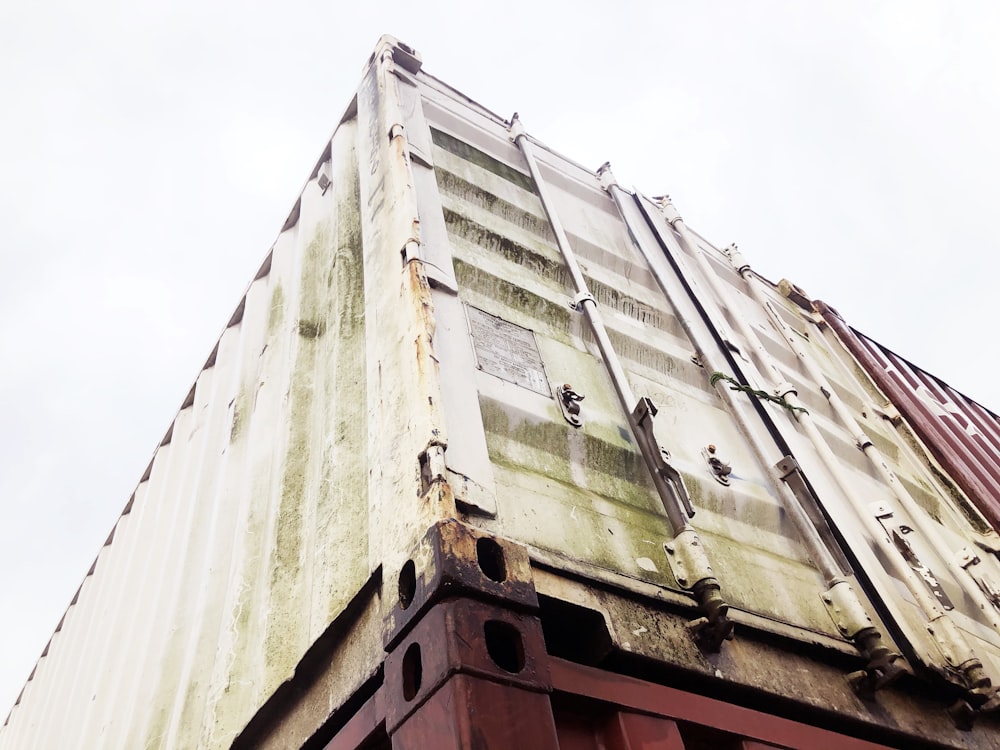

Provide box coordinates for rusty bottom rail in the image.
[321,654,899,750]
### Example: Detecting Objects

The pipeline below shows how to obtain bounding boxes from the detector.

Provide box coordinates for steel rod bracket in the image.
[571,291,595,310]
[632,398,695,518]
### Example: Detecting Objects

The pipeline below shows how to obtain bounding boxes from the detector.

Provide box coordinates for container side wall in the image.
[1,117,373,750]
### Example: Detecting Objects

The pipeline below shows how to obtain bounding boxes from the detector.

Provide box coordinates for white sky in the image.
[2,1,998,717]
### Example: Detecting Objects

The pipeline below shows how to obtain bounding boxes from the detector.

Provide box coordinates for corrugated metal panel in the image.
[2,117,379,749]
[429,116,839,634]
[403,52,1000,731]
[5,35,1000,750]
[408,42,1000,733]
[414,67,1000,695]
[821,308,1000,533]
[690,255,1000,687]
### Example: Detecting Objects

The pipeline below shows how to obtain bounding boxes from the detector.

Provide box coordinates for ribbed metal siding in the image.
[410,64,1000,690]
[5,36,1000,750]
[723,274,1000,678]
[1,121,376,750]
[427,120,840,633]
[837,322,1000,532]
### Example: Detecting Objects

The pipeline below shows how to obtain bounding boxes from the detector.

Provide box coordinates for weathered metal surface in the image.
[355,39,454,580]
[6,33,1000,750]
[391,674,560,749]
[230,579,383,750]
[413,58,1000,733]
[818,301,1000,534]
[550,658,896,750]
[382,590,556,748]
[320,691,386,750]
[531,567,1000,747]
[2,112,375,749]
[621,186,1000,702]
[383,519,538,650]
[383,597,551,733]
[433,106,843,643]
[322,645,932,750]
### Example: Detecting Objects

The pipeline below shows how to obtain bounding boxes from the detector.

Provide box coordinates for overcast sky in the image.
[2,1,998,717]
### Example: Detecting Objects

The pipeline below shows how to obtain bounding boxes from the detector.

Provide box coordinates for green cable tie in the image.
[710,371,808,415]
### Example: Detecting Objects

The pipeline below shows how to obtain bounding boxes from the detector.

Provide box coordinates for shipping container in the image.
[816,306,1000,535]
[3,35,1000,749]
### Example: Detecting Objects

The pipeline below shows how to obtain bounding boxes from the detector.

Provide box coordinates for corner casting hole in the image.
[398,560,416,610]
[484,620,525,674]
[402,642,422,701]
[476,537,507,583]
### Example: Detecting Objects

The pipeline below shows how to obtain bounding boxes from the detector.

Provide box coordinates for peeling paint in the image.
[635,558,658,573]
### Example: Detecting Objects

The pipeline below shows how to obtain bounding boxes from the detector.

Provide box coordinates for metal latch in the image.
[702,444,732,486]
[665,529,714,590]
[890,525,955,611]
[957,547,1000,610]
[633,397,695,518]
[557,383,584,428]
[872,503,955,611]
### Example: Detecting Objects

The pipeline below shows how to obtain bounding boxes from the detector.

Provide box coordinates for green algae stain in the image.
[443,208,567,289]
[319,158,369,623]
[267,282,286,336]
[430,128,534,192]
[229,386,251,443]
[262,219,335,677]
[453,258,572,336]
[297,318,327,339]
[896,422,989,533]
[860,423,899,464]
[333,236,365,341]
[204,469,272,748]
[478,397,657,515]
[435,169,553,240]
[174,129,370,747]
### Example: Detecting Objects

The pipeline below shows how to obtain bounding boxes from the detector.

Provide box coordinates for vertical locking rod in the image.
[509,115,732,650]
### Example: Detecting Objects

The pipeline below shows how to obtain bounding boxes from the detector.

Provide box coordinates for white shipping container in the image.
[3,35,999,749]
